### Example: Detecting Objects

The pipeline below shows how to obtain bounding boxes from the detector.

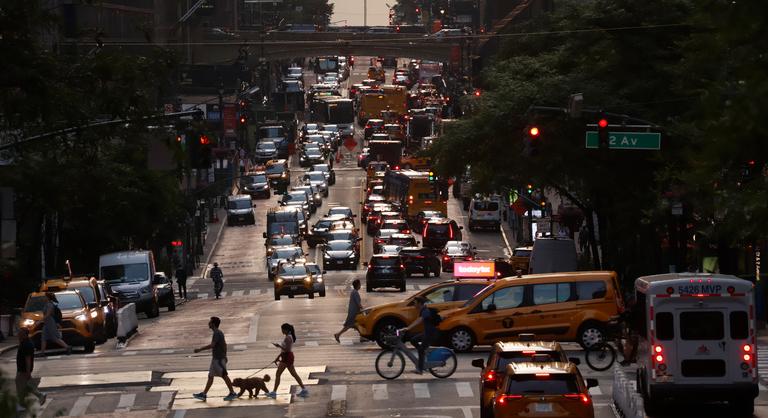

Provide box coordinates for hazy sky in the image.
[329,0,391,26]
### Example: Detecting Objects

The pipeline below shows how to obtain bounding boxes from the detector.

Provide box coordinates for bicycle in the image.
[375,331,457,380]
[584,318,634,371]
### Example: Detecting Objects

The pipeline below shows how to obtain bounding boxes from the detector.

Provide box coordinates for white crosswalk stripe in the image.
[455,381,473,397]
[158,391,174,410]
[232,290,245,296]
[68,396,93,416]
[116,393,135,411]
[372,383,388,400]
[413,382,430,398]
[331,384,347,401]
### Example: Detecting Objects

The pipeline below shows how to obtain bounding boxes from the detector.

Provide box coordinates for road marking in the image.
[234,345,247,351]
[173,410,187,418]
[46,355,62,360]
[68,396,93,416]
[372,383,388,400]
[456,381,473,397]
[84,353,100,358]
[331,384,347,401]
[116,393,135,411]
[122,351,138,356]
[158,391,174,410]
[248,314,260,342]
[413,383,430,398]
[198,293,208,299]
[333,285,346,290]
[340,340,354,346]
[161,349,176,354]
[589,386,603,396]
[232,290,245,296]
[305,341,319,347]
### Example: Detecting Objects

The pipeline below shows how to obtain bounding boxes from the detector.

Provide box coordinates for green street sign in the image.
[585,131,661,150]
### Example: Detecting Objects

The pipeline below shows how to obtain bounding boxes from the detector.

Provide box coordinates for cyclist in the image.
[619,295,640,366]
[210,263,224,299]
[401,296,439,375]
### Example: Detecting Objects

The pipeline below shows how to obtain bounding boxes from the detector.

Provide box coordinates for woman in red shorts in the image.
[266,323,308,398]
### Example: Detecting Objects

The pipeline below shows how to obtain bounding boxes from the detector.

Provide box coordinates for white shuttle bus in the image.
[634,273,757,416]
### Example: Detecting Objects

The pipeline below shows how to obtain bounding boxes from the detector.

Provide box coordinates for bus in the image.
[314,56,339,74]
[384,169,447,221]
[359,92,388,125]
[382,85,407,117]
[634,273,757,415]
[315,98,354,136]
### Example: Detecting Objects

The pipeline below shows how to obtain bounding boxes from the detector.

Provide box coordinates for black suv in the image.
[365,254,406,292]
[422,218,463,248]
[399,247,441,278]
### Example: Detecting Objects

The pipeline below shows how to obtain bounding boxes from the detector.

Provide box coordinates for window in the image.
[424,285,455,304]
[730,311,749,339]
[473,201,499,211]
[532,283,572,305]
[101,263,149,284]
[455,284,488,301]
[229,199,252,210]
[24,296,48,312]
[656,312,674,340]
[680,311,724,340]
[496,351,564,371]
[505,374,578,395]
[481,286,524,311]
[575,281,607,300]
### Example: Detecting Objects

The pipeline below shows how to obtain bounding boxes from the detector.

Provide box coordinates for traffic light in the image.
[415,7,420,14]
[199,134,213,168]
[526,184,534,195]
[239,113,248,126]
[428,171,436,182]
[523,126,540,157]
[598,116,609,149]
[528,126,540,138]
[473,89,482,97]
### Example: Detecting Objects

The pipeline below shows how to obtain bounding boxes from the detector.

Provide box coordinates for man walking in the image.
[16,328,46,411]
[334,279,362,343]
[175,265,188,300]
[210,262,224,299]
[193,317,238,401]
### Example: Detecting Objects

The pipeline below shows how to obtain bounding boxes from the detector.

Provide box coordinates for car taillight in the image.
[564,393,591,404]
[496,394,522,406]
[653,344,665,368]
[422,225,428,236]
[466,256,473,261]
[449,226,454,239]
[482,370,497,388]
[742,344,755,368]
[443,256,450,261]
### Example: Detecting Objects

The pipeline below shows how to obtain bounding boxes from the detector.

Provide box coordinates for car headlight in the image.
[324,253,331,259]
[22,319,36,327]
[349,253,356,258]
[75,314,87,321]
[316,278,323,283]
[314,194,321,199]
[90,310,99,318]
[103,306,110,313]
[304,277,312,283]
[276,278,284,284]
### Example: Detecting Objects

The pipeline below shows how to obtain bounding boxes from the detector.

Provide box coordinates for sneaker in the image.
[265,391,277,399]
[223,392,238,401]
[333,334,340,343]
[193,392,207,401]
[297,389,309,397]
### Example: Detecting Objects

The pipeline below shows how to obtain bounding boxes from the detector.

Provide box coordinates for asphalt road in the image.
[3,58,768,418]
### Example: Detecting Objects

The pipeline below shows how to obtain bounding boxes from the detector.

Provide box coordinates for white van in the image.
[634,273,757,416]
[528,237,577,273]
[468,195,501,231]
[99,251,160,318]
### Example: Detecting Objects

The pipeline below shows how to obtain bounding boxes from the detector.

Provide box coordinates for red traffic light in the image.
[170,240,183,247]
[473,89,482,97]
[175,135,182,143]
[528,126,540,137]
[598,118,609,128]
[199,135,210,145]
[239,116,247,125]
[415,7,421,13]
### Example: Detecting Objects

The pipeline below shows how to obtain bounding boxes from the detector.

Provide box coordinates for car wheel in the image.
[449,327,475,352]
[320,288,326,297]
[146,300,160,318]
[274,293,280,301]
[398,282,406,292]
[366,283,374,292]
[168,297,176,312]
[288,294,294,299]
[308,291,314,299]
[433,267,440,278]
[577,321,606,349]
[375,318,405,349]
[84,340,96,353]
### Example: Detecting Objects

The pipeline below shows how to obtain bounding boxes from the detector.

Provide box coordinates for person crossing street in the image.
[192,317,238,402]
[210,262,224,299]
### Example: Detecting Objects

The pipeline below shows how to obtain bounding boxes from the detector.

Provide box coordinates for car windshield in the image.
[327,241,354,251]
[260,127,284,138]
[278,264,307,276]
[513,249,532,257]
[24,296,48,312]
[505,374,579,395]
[73,286,96,303]
[314,219,334,229]
[270,236,295,245]
[229,199,251,209]
[257,142,276,150]
[328,232,354,241]
[306,173,325,182]
[272,248,302,259]
[101,263,148,284]
[266,164,285,174]
[313,164,329,172]
[329,208,352,217]
[284,193,306,202]
[56,293,84,310]
[377,229,398,238]
[306,150,322,157]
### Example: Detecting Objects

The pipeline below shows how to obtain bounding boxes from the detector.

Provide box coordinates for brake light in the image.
[522,350,537,354]
[497,394,523,406]
[484,370,496,382]
[449,226,454,239]
[742,344,756,368]
[423,225,428,236]
[443,256,450,261]
[564,393,591,404]
[466,256,473,261]
[535,373,550,377]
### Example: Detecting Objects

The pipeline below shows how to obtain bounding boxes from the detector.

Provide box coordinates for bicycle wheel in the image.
[376,349,405,380]
[429,349,458,378]
[585,342,616,371]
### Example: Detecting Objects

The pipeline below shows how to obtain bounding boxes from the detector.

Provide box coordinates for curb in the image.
[188,208,227,289]
[0,343,18,356]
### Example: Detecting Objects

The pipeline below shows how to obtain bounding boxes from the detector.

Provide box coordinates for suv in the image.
[306,215,348,247]
[471,340,573,418]
[305,263,326,297]
[492,362,597,418]
[227,195,256,226]
[153,272,176,311]
[20,290,98,353]
[355,280,489,347]
[302,171,329,197]
[274,261,314,300]
[399,247,441,278]
[422,218,463,248]
[365,254,406,292]
[40,277,108,343]
[240,172,271,199]
[265,159,290,193]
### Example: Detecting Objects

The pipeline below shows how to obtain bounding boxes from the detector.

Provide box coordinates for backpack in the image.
[52,303,63,324]
[426,307,442,326]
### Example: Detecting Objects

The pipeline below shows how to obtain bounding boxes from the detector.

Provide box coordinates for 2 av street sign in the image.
[585,131,661,150]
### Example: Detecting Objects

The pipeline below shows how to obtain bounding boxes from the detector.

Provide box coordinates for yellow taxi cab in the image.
[492,362,597,418]
[355,280,491,348]
[367,66,386,82]
[471,338,573,418]
[399,155,431,170]
[509,246,532,272]
[437,271,624,352]
[265,159,290,191]
[19,290,99,353]
[40,276,107,343]
[274,259,315,300]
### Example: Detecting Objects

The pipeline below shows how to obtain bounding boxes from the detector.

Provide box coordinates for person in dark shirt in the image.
[175,266,188,299]
[192,317,238,401]
[403,296,438,374]
[15,328,46,409]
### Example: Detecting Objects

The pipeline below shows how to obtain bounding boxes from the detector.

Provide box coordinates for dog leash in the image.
[244,360,278,379]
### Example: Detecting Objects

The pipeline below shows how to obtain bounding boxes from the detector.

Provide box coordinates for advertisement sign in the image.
[222,104,237,134]
[454,261,495,278]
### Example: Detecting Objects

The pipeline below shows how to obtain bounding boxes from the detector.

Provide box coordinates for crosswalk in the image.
[192,283,424,300]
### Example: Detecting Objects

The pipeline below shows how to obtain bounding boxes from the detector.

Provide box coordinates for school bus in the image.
[383,169,447,220]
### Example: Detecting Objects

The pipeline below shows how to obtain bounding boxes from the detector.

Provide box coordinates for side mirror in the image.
[471,358,485,369]
[486,303,496,312]
[586,378,599,388]
[568,357,581,365]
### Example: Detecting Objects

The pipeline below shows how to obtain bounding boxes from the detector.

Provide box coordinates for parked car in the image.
[153,272,176,311]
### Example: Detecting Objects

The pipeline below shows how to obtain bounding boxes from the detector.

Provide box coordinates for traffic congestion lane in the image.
[446,190,512,260]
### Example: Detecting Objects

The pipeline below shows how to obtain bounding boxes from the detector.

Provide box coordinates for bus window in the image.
[730,311,749,339]
[680,311,724,340]
[655,312,674,340]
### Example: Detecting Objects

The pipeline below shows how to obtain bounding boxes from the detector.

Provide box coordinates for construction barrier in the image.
[116,303,138,345]
[612,368,645,418]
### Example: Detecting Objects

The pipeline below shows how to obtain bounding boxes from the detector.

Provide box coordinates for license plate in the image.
[534,403,553,413]
[334,260,343,264]
[290,286,298,290]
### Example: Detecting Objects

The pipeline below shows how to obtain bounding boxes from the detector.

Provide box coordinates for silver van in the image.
[227,194,255,226]
[99,251,159,317]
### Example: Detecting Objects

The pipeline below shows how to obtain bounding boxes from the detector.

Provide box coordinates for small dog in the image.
[232,375,271,398]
